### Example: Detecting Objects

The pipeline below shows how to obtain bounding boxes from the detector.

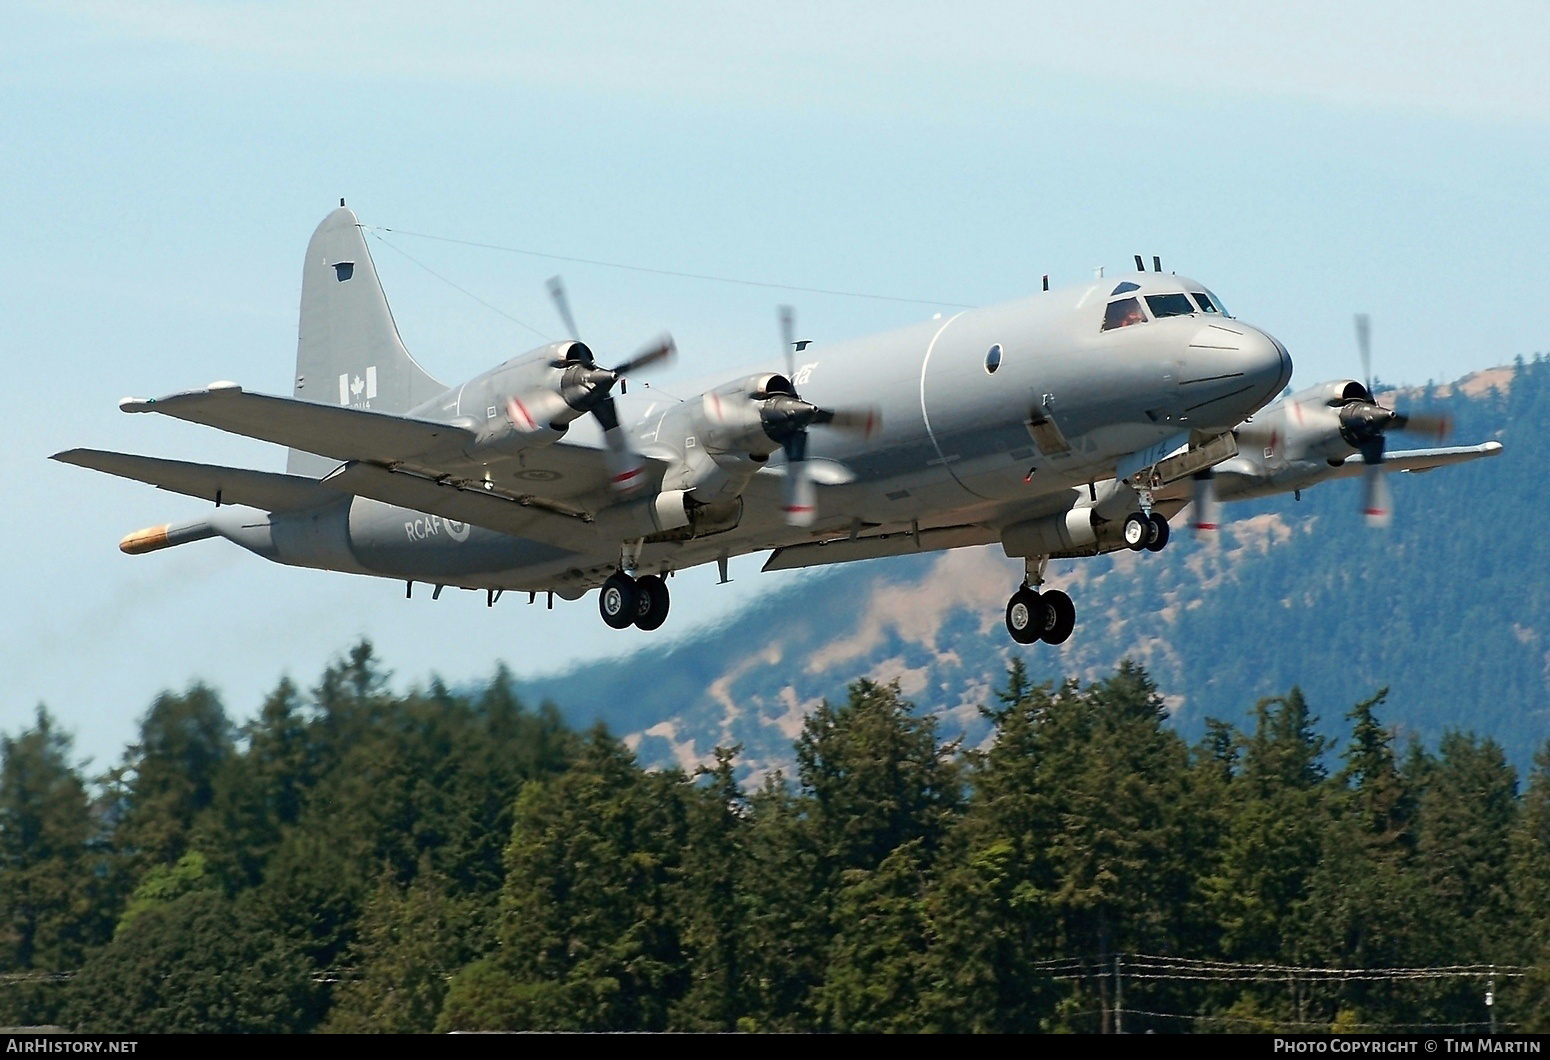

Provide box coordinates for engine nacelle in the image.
[1000,508,1098,558]
[696,373,797,458]
[464,340,597,454]
[595,488,694,538]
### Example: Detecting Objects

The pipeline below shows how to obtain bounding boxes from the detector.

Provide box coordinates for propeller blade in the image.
[1363,464,1393,528]
[1358,436,1391,528]
[1354,313,1372,393]
[591,398,646,493]
[612,334,676,376]
[1190,470,1219,535]
[547,275,581,340]
[779,305,796,380]
[813,406,882,437]
[780,433,817,527]
[1391,410,1452,439]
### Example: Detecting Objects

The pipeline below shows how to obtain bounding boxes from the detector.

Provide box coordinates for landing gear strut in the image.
[598,571,671,631]
[1004,557,1077,645]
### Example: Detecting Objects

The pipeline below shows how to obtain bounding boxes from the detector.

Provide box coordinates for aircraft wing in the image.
[121,384,474,467]
[120,383,666,508]
[763,523,999,571]
[1320,441,1503,479]
[321,463,604,551]
[52,449,342,512]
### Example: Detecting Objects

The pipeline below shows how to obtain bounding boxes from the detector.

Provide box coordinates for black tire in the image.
[598,572,639,630]
[1144,512,1170,553]
[1123,512,1150,551]
[633,574,670,631]
[1041,589,1076,644]
[1004,587,1047,645]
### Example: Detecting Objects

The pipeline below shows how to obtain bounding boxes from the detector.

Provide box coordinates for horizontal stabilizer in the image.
[120,384,475,467]
[52,449,341,512]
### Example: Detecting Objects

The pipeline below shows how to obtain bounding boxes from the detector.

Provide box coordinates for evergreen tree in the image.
[114,684,233,875]
[63,890,319,1033]
[0,708,109,1025]
[732,771,827,1031]
[669,747,746,1032]
[442,729,689,1031]
[323,870,474,1033]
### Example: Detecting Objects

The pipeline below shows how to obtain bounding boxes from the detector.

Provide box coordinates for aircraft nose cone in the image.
[1181,321,1293,428]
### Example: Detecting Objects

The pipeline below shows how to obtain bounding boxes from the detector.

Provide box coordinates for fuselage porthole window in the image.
[1102,297,1147,331]
[985,343,1003,374]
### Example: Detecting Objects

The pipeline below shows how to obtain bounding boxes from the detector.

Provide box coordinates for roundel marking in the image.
[514,468,563,482]
[446,520,472,542]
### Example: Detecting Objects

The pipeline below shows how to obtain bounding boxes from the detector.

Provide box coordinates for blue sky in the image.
[3,1,1547,769]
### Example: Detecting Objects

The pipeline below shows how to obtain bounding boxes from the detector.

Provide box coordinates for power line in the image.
[359,224,977,309]
[367,232,552,342]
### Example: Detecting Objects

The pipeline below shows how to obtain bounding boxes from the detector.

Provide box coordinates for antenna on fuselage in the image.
[1134,254,1145,271]
[1153,255,1162,272]
[1042,274,1049,291]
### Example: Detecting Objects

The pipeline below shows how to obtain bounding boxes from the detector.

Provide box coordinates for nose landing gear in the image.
[1004,556,1077,645]
[598,571,672,631]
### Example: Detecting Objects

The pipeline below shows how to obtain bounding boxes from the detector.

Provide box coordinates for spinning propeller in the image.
[1347,314,1450,527]
[767,306,878,526]
[506,276,675,493]
[700,306,878,527]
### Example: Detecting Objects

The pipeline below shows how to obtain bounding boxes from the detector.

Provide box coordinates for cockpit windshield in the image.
[1191,290,1226,315]
[1102,297,1147,331]
[1145,293,1196,319]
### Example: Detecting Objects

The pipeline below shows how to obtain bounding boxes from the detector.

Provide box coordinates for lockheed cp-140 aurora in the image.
[55,206,1501,644]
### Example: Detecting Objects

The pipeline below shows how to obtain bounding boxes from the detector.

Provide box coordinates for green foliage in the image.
[5,641,1546,1033]
[63,890,319,1033]
[115,850,214,937]
[0,707,111,1025]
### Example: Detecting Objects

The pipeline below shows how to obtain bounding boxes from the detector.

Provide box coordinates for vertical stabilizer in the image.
[288,206,447,476]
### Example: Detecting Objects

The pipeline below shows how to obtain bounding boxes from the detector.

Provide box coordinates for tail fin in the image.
[288,205,447,476]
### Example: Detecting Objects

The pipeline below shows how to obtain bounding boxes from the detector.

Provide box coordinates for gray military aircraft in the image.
[52,206,1496,645]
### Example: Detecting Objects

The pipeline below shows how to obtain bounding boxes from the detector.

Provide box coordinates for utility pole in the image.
[1487,968,1496,1035]
[1115,954,1124,1034]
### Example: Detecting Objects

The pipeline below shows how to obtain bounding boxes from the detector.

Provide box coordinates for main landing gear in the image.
[1004,556,1076,646]
[1122,511,1170,553]
[598,571,671,631]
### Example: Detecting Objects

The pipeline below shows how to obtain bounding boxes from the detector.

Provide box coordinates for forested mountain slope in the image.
[521,359,1542,775]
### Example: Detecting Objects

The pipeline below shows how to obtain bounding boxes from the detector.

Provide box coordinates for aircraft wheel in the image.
[1122,513,1150,551]
[598,572,639,630]
[633,574,671,631]
[1005,587,1047,645]
[1041,589,1076,644]
[1144,513,1171,553]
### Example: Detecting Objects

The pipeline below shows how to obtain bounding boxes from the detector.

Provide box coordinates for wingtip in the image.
[119,397,152,412]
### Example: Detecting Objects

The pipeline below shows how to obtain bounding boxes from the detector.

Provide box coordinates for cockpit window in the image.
[1145,293,1197,319]
[1191,291,1219,313]
[1110,281,1140,295]
[1102,297,1147,331]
